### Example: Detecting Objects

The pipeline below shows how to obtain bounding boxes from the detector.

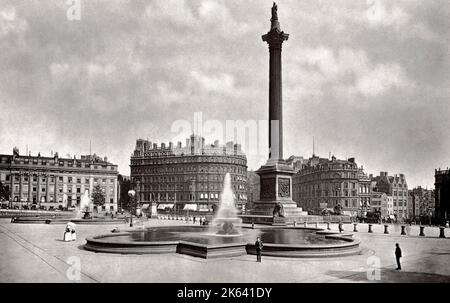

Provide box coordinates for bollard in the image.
[419,226,425,236]
[338,222,344,232]
[384,225,389,234]
[327,222,331,230]
[353,223,358,232]
[304,222,307,228]
[401,225,406,235]
[368,224,373,233]
[439,227,446,238]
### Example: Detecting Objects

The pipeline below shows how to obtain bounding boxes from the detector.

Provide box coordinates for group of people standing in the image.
[63,222,77,241]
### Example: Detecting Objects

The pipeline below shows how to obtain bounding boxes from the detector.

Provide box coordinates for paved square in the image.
[1,218,449,283]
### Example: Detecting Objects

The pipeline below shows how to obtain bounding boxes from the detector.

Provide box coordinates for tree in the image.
[92,184,105,209]
[118,175,131,211]
[0,182,10,202]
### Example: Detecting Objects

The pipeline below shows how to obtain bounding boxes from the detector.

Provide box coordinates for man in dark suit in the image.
[255,237,263,262]
[395,243,402,270]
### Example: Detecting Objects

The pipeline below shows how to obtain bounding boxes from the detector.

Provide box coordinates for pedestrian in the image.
[395,243,402,270]
[255,237,263,262]
[193,216,196,224]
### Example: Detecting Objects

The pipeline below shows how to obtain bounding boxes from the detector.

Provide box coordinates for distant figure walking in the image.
[255,237,263,262]
[395,243,402,270]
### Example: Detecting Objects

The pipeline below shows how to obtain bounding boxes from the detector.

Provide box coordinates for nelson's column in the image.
[249,3,307,224]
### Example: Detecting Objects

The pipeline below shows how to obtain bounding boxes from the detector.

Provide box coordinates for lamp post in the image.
[128,189,136,227]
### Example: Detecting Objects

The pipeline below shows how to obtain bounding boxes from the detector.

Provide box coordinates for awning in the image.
[198,204,210,212]
[157,204,174,210]
[183,204,198,211]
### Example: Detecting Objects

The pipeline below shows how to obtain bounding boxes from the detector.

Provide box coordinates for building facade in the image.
[0,147,118,212]
[246,170,260,211]
[370,192,394,218]
[130,135,248,214]
[292,155,372,216]
[435,168,450,223]
[408,186,434,220]
[371,172,408,219]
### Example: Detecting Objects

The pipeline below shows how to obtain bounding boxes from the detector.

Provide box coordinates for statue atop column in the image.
[269,2,282,31]
[271,2,278,21]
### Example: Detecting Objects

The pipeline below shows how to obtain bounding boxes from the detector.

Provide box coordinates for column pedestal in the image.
[245,161,309,224]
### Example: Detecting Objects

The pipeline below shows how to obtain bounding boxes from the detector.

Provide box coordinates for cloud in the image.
[145,0,196,27]
[356,63,410,97]
[0,5,28,38]
[365,0,410,28]
[286,46,412,99]
[0,0,449,189]
[190,70,235,94]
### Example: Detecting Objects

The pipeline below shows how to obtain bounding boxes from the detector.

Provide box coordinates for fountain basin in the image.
[11,215,127,224]
[84,226,361,258]
[212,217,242,224]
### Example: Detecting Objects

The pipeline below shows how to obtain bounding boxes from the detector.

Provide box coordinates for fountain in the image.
[78,190,92,219]
[85,174,361,258]
[211,173,242,236]
[12,190,126,225]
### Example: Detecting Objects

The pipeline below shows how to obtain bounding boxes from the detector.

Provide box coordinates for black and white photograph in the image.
[0,0,449,289]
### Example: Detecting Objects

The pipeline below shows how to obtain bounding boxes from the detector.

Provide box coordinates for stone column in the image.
[19,172,23,203]
[262,8,288,163]
[46,174,50,203]
[54,175,58,204]
[28,173,32,203]
[10,172,14,204]
[113,178,118,205]
[36,172,41,205]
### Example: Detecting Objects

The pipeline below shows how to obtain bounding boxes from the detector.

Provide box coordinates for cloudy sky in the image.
[0,0,449,188]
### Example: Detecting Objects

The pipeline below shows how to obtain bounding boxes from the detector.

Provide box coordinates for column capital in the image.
[262,29,289,48]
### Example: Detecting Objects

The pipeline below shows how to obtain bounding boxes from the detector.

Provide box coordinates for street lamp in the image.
[128,189,136,227]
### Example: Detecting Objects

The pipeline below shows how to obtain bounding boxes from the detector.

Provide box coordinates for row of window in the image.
[133,165,246,175]
[139,192,248,202]
[10,185,114,195]
[4,174,115,185]
[393,190,408,196]
[6,158,115,170]
[11,195,115,204]
[132,156,246,166]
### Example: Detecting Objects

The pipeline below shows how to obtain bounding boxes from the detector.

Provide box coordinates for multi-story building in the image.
[407,191,419,219]
[0,147,118,212]
[285,155,307,172]
[246,170,260,211]
[408,186,434,220]
[370,192,394,218]
[435,168,450,223]
[371,172,408,219]
[130,135,248,214]
[292,155,372,216]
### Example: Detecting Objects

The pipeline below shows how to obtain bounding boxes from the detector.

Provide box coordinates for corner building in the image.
[130,135,248,214]
[292,155,372,216]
